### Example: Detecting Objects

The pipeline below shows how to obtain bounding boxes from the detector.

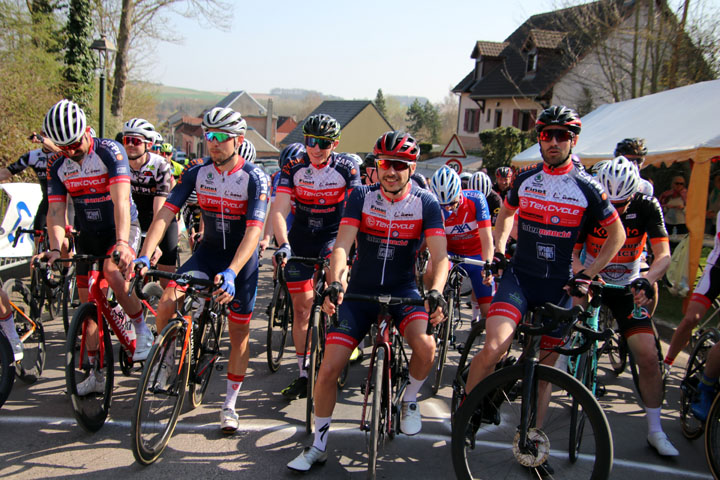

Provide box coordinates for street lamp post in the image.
[90,35,116,139]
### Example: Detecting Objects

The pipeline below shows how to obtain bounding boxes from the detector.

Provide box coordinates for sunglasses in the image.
[205,131,235,143]
[674,182,685,186]
[442,200,460,211]
[538,129,575,143]
[123,136,147,147]
[304,136,334,149]
[161,151,173,156]
[376,159,413,171]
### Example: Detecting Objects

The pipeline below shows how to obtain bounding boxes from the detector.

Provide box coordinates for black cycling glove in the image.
[567,270,592,297]
[491,251,508,275]
[426,289,447,315]
[323,281,344,304]
[630,277,655,299]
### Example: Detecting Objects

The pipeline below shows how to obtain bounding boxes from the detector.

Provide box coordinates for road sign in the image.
[441,134,467,158]
[446,158,462,173]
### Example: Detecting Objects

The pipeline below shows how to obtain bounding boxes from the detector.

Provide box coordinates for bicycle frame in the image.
[7,300,39,345]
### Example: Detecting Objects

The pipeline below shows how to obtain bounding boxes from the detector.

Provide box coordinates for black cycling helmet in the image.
[363,153,377,168]
[614,138,648,157]
[495,166,512,178]
[302,114,341,139]
[372,131,420,161]
[535,105,582,135]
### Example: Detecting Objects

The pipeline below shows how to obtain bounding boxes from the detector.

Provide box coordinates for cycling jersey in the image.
[506,161,618,280]
[47,138,139,233]
[341,183,445,290]
[164,157,269,253]
[443,190,491,257]
[577,193,668,285]
[129,152,174,229]
[276,152,361,240]
[493,183,510,200]
[484,189,502,226]
[692,211,720,308]
[411,172,428,189]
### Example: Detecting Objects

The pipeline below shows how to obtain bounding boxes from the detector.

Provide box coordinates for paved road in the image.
[0,255,713,479]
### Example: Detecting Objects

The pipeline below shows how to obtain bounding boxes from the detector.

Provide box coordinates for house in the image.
[214,91,278,145]
[452,0,714,150]
[282,101,393,155]
[276,116,298,145]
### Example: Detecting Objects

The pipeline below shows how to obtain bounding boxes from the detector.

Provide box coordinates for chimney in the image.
[266,98,274,146]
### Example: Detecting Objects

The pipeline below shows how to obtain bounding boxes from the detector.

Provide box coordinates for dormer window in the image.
[527,48,538,73]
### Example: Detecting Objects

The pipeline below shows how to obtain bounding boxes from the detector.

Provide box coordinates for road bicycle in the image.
[431,255,488,396]
[680,328,720,439]
[131,269,227,465]
[266,258,293,373]
[451,301,614,479]
[335,292,426,479]
[64,253,160,432]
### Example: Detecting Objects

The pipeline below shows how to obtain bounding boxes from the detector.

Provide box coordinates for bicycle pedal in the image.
[71,301,81,308]
[596,383,607,398]
[455,342,465,352]
[215,364,224,372]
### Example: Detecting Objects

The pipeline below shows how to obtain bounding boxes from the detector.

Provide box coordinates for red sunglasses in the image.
[538,129,575,143]
[123,136,147,147]
[376,159,413,171]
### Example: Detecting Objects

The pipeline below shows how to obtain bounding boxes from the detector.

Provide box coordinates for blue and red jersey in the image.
[443,190,492,257]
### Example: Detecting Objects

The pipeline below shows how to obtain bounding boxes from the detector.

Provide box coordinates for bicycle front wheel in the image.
[368,347,386,479]
[451,363,613,480]
[305,315,320,434]
[62,272,78,334]
[266,281,291,373]
[65,303,114,432]
[432,293,455,395]
[189,302,225,408]
[3,279,46,383]
[0,333,15,409]
[682,329,720,439]
[131,320,190,465]
[450,321,486,422]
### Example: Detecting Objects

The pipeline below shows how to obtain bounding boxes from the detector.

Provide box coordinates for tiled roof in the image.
[453,0,634,99]
[472,41,508,58]
[213,90,267,115]
[283,100,390,145]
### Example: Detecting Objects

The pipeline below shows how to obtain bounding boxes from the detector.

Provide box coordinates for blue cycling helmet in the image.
[430,166,462,204]
[279,142,306,168]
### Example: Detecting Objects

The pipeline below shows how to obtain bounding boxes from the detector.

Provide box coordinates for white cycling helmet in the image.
[122,118,157,141]
[430,166,462,204]
[597,156,640,202]
[591,160,611,176]
[43,99,87,146]
[202,107,247,136]
[88,127,97,138]
[238,138,256,162]
[469,171,493,196]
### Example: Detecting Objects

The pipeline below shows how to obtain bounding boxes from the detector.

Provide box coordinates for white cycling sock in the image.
[297,354,308,378]
[223,374,244,411]
[0,312,17,341]
[402,374,426,403]
[129,310,148,334]
[312,416,332,452]
[645,406,662,434]
[471,301,480,323]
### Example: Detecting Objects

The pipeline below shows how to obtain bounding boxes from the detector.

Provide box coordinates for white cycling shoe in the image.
[287,446,328,472]
[76,371,105,396]
[133,329,154,362]
[400,401,422,435]
[647,431,679,456]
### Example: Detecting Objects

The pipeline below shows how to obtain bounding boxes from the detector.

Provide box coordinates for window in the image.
[487,109,491,122]
[512,109,537,131]
[526,49,538,73]
[464,108,481,133]
[494,109,503,128]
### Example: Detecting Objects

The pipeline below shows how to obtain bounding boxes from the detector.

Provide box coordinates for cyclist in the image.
[39,99,152,393]
[468,171,502,226]
[136,106,268,434]
[574,156,677,456]
[159,143,183,179]
[615,138,653,196]
[287,131,448,472]
[430,166,493,322]
[0,131,60,236]
[493,166,513,200]
[459,171,471,190]
[122,118,177,282]
[364,152,428,189]
[464,106,625,475]
[270,114,361,400]
[0,286,22,360]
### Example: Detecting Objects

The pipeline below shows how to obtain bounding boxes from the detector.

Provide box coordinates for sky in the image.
[150,0,719,103]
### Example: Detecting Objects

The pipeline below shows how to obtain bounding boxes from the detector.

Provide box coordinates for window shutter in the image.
[512,109,520,128]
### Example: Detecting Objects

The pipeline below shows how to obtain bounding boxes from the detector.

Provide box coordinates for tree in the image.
[422,101,441,143]
[406,99,425,138]
[437,90,459,145]
[374,88,387,117]
[406,99,441,143]
[64,0,96,111]
[104,0,232,120]
[478,127,536,174]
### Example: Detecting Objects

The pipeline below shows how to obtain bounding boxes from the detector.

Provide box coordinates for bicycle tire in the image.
[450,321,486,422]
[569,350,592,462]
[305,313,320,435]
[142,282,164,335]
[705,389,720,479]
[266,280,291,373]
[432,292,455,395]
[0,332,15,409]
[131,320,190,465]
[597,306,627,375]
[62,273,77,334]
[29,269,45,321]
[451,363,613,480]
[368,347,386,479]
[189,301,224,408]
[681,329,720,439]
[65,303,114,432]
[3,279,46,383]
[628,328,666,405]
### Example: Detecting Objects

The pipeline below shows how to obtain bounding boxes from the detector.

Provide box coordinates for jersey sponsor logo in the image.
[65,175,108,190]
[521,198,581,216]
[537,243,555,261]
[602,263,631,280]
[85,209,102,222]
[626,213,637,219]
[526,187,546,196]
[370,205,386,215]
[533,174,543,184]
[449,223,473,234]
[521,223,572,238]
[378,244,395,260]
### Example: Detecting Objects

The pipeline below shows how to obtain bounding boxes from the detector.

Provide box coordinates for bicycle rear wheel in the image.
[131,320,190,465]
[266,280,291,373]
[62,272,78,334]
[65,303,114,432]
[3,279,46,383]
[569,350,593,462]
[305,310,321,435]
[0,333,15,409]
[451,363,613,479]
[682,329,720,439]
[704,391,720,479]
[432,292,455,395]
[450,321,486,422]
[189,302,224,408]
[368,347,386,479]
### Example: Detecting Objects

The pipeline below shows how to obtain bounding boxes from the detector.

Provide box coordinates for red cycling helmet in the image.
[535,105,582,135]
[372,131,420,161]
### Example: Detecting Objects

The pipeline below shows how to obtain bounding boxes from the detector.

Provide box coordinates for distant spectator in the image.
[614,138,654,196]
[659,175,688,242]
[707,174,720,233]
[493,166,513,199]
